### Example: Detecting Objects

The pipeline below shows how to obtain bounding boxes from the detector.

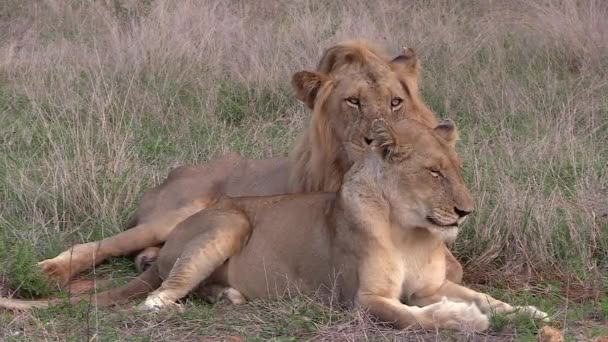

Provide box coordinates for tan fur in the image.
[35,40,463,288]
[1,119,549,331]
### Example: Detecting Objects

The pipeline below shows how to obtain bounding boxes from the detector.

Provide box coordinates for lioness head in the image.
[361,119,474,241]
[289,40,438,192]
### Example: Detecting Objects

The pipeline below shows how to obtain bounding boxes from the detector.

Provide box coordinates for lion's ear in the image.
[434,119,459,146]
[389,48,439,128]
[390,47,419,74]
[316,44,364,73]
[291,71,330,109]
[371,119,408,161]
[390,47,420,97]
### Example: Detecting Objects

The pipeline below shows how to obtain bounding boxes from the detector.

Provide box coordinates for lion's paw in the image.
[221,288,246,305]
[37,257,71,286]
[424,297,490,331]
[134,254,157,273]
[37,243,100,286]
[134,247,161,273]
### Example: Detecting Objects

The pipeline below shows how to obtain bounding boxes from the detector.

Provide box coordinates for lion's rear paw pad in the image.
[220,288,246,305]
[37,259,70,285]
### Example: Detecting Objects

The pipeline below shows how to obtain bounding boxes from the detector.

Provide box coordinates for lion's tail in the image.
[0,263,162,310]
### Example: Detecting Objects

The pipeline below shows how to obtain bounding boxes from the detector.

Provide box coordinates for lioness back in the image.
[161,193,338,300]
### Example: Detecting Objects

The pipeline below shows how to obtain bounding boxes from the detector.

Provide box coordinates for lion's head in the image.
[288,40,438,193]
[355,118,474,242]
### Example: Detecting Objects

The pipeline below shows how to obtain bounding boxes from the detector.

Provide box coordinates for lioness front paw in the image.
[138,293,182,313]
[513,305,550,322]
[424,297,490,331]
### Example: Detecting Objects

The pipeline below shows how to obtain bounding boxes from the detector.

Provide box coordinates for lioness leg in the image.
[357,294,489,331]
[141,209,250,311]
[411,281,549,321]
[38,200,208,286]
[444,245,463,284]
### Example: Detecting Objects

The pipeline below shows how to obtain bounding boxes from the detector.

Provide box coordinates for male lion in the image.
[36,40,463,288]
[1,119,549,331]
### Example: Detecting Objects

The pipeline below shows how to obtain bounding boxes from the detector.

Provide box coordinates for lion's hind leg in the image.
[140,209,250,312]
[0,262,162,311]
[38,202,207,286]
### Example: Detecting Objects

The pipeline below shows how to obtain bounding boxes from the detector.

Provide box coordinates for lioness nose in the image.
[454,207,472,218]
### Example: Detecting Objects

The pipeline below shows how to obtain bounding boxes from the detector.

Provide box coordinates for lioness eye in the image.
[391,98,403,108]
[430,167,441,178]
[345,97,360,107]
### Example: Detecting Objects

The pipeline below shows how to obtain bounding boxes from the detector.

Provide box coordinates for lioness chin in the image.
[1,118,549,331]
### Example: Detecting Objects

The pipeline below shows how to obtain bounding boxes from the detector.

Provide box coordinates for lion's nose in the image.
[454,207,472,218]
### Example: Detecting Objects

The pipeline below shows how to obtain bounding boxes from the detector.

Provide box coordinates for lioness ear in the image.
[434,119,459,146]
[371,119,406,160]
[291,71,330,109]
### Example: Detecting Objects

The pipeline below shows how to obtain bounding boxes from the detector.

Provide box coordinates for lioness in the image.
[37,40,464,287]
[1,119,548,331]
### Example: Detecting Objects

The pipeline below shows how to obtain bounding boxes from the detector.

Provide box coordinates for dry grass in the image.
[0,0,607,340]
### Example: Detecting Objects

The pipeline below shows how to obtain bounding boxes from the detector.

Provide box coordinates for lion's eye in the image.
[391,98,403,108]
[430,167,441,178]
[345,97,360,107]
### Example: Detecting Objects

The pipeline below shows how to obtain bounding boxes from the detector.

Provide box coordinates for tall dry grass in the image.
[0,0,606,296]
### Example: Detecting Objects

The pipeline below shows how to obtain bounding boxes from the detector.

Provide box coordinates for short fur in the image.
[2,120,548,331]
[35,40,463,288]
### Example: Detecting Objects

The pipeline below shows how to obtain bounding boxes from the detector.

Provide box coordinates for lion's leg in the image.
[357,293,489,331]
[38,200,208,286]
[84,262,163,307]
[0,263,162,311]
[443,245,463,284]
[140,209,250,312]
[410,281,549,321]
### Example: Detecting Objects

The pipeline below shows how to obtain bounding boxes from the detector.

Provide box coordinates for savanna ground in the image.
[0,0,607,341]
